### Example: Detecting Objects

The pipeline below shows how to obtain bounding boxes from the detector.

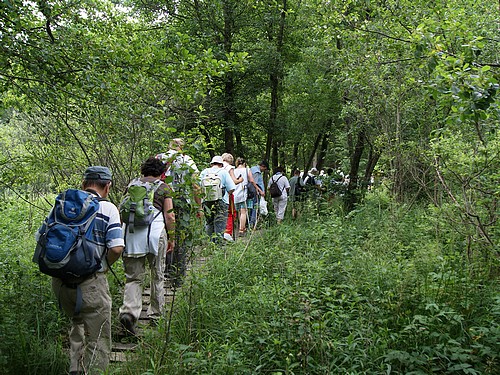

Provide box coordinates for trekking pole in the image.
[236,202,260,265]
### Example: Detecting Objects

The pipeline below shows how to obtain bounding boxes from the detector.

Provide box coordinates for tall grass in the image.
[2,190,499,374]
[117,190,499,374]
[0,196,68,374]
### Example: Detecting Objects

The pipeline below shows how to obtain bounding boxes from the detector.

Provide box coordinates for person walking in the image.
[156,138,201,287]
[119,157,176,334]
[221,153,242,241]
[248,160,269,228]
[199,155,236,243]
[234,157,262,236]
[289,168,305,219]
[36,166,124,375]
[268,166,290,224]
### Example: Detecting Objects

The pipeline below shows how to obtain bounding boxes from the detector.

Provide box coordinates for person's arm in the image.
[284,177,291,194]
[107,246,124,266]
[229,168,243,184]
[248,168,263,195]
[192,181,204,217]
[163,197,176,252]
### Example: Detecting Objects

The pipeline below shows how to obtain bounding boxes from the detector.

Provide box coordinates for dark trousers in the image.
[203,200,229,243]
[165,198,190,285]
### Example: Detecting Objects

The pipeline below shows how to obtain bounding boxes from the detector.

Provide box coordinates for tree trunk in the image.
[316,131,330,172]
[305,132,322,173]
[223,2,236,155]
[363,147,380,189]
[345,128,365,211]
[266,0,287,171]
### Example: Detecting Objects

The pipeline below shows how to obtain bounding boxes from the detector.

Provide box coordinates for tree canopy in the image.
[1,0,499,252]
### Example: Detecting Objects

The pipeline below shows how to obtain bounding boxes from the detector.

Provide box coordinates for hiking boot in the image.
[120,313,136,336]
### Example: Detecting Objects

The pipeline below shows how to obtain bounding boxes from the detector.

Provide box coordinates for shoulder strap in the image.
[85,189,108,202]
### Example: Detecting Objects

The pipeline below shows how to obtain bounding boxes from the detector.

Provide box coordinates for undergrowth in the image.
[1,190,499,374]
[117,190,500,374]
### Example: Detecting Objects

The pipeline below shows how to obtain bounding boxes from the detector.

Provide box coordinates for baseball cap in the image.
[84,166,112,181]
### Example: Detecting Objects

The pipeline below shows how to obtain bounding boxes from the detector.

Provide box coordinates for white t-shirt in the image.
[233,167,249,204]
[268,173,290,199]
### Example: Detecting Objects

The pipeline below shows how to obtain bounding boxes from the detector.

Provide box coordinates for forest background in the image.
[0,0,499,374]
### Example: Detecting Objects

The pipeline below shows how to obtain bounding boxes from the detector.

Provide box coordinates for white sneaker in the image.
[223,233,234,241]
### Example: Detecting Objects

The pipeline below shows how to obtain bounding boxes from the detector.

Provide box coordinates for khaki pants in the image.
[52,272,111,374]
[120,231,167,321]
[272,196,288,221]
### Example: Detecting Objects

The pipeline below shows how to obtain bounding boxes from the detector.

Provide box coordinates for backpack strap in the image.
[146,179,164,252]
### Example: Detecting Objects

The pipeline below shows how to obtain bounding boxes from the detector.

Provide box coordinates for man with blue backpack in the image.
[33,166,124,375]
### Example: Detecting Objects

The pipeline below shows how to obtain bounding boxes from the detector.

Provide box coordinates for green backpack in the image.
[119,179,162,233]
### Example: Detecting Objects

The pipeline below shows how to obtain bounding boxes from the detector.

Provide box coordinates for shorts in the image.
[246,199,254,209]
[235,201,248,210]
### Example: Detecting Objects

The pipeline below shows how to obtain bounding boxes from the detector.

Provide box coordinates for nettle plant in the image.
[421,35,500,261]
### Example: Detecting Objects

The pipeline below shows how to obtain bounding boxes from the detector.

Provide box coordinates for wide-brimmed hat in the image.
[210,155,224,165]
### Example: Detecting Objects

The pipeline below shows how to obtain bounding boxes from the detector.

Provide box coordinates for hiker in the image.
[248,160,269,228]
[221,153,243,241]
[119,157,176,334]
[234,157,262,236]
[199,155,236,243]
[156,138,202,287]
[289,168,305,219]
[268,166,290,224]
[304,167,323,193]
[35,166,124,375]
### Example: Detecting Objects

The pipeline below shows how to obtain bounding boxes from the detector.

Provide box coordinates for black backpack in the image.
[294,179,305,196]
[305,175,316,187]
[269,175,283,198]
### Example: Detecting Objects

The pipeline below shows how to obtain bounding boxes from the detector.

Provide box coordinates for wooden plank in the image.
[111,246,206,362]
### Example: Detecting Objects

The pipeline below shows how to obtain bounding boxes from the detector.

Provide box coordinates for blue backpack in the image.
[34,189,103,284]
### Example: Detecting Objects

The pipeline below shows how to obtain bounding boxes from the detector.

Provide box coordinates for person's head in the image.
[275,166,285,174]
[169,138,185,151]
[141,157,167,178]
[293,169,301,176]
[309,167,318,176]
[221,153,234,165]
[236,157,246,167]
[210,155,224,167]
[259,160,269,172]
[82,166,113,197]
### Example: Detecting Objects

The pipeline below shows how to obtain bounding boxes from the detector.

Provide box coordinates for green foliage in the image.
[115,190,499,374]
[0,197,68,374]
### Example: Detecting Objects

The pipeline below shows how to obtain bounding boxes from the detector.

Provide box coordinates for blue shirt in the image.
[200,166,236,204]
[251,165,264,192]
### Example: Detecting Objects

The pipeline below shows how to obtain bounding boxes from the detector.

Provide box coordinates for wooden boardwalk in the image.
[110,255,207,362]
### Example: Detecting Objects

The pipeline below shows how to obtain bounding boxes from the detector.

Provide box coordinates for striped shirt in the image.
[93,199,124,271]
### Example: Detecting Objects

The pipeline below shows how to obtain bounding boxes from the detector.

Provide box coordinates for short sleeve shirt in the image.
[251,165,264,192]
[268,173,290,199]
[200,166,236,204]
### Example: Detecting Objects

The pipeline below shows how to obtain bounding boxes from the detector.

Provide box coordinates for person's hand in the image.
[167,240,175,253]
